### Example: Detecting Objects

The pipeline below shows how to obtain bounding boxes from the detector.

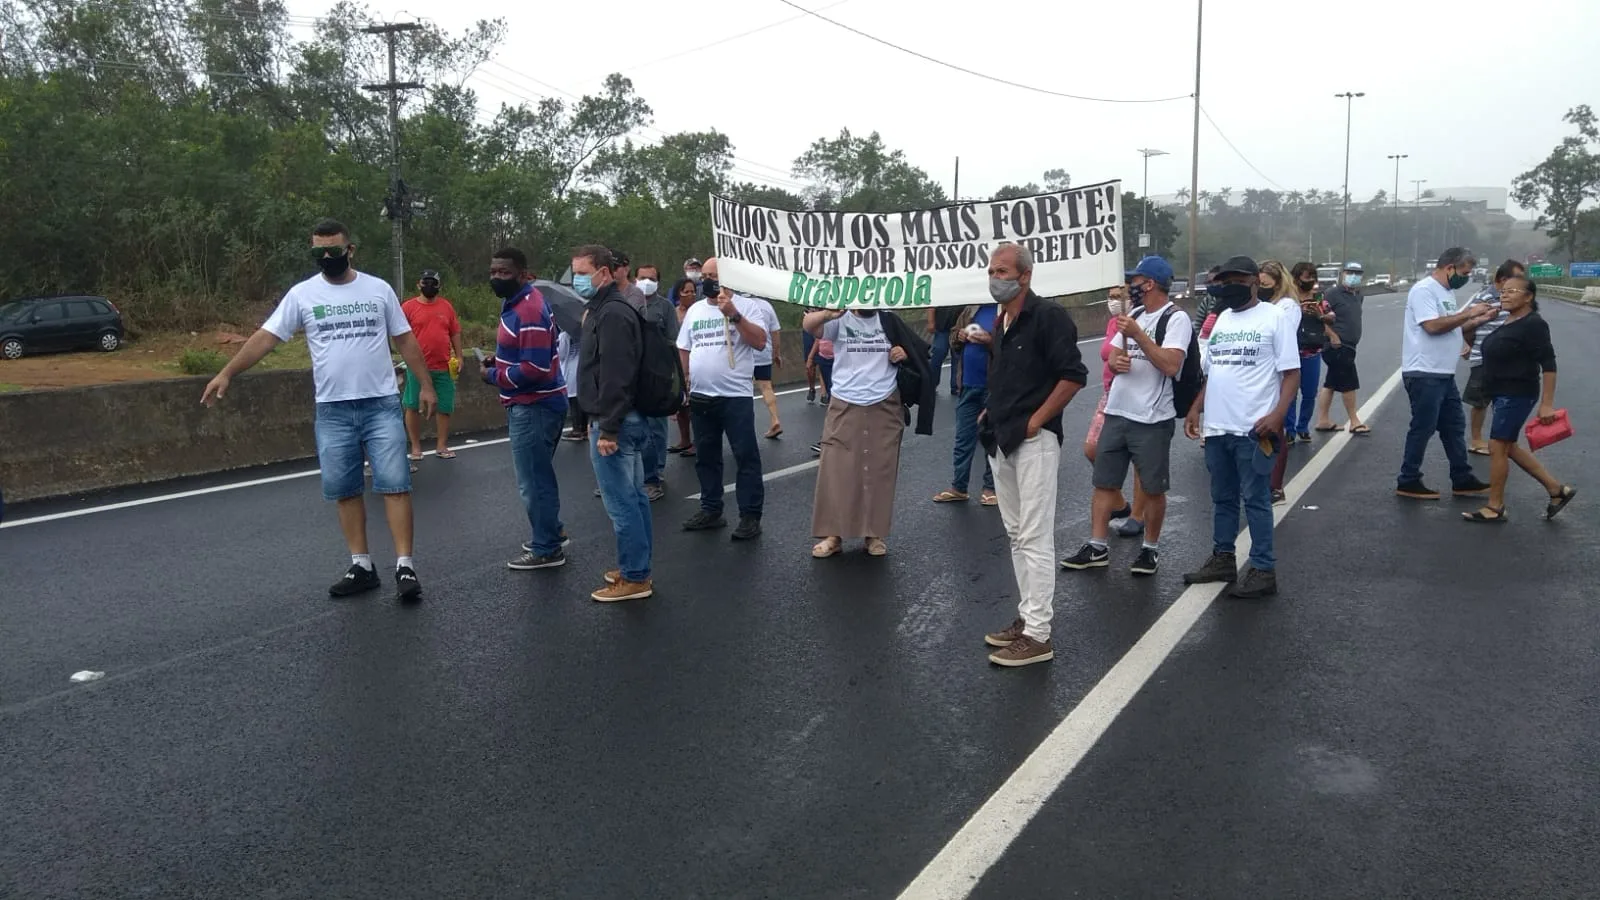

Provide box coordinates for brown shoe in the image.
[592,578,652,602]
[988,635,1054,667]
[603,569,620,585]
[985,618,1026,648]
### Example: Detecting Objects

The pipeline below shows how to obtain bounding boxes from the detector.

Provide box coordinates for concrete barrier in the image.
[2,300,1124,503]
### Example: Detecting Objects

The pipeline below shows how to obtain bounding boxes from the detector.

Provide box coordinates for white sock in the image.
[396,556,414,571]
[352,554,374,571]
[1089,539,1108,551]
[1143,541,1159,551]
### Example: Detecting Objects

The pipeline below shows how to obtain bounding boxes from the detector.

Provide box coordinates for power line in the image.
[771,0,1192,104]
[602,0,852,79]
[1198,105,1283,190]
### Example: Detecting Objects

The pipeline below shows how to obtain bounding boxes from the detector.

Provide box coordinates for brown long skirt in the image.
[812,393,904,539]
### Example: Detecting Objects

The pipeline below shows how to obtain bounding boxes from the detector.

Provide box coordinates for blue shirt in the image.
[961,305,998,389]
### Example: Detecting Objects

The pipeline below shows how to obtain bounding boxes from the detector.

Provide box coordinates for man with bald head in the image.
[978,243,1089,667]
[674,257,770,540]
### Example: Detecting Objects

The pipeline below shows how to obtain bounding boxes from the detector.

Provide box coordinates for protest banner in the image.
[710,181,1126,308]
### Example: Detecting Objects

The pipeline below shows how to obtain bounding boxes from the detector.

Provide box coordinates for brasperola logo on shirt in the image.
[311,300,384,341]
[1206,329,1266,368]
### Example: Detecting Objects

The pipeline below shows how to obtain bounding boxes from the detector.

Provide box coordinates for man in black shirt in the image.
[979,244,1089,667]
[1313,262,1369,434]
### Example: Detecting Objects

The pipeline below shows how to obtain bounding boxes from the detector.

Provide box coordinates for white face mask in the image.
[636,278,658,296]
[1107,299,1124,316]
[686,270,702,283]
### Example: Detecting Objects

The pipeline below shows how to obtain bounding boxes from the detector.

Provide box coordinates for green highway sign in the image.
[1528,263,1564,278]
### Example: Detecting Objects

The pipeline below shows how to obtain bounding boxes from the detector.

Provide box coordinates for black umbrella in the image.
[532,279,587,338]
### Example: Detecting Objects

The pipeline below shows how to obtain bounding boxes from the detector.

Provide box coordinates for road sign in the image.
[1528,263,1564,278]
[1568,262,1600,279]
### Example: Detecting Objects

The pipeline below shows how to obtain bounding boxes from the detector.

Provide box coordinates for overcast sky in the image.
[290,0,1595,217]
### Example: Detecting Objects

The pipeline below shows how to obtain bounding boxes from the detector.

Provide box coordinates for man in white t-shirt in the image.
[201,219,437,602]
[748,296,784,439]
[674,257,769,540]
[1396,248,1497,500]
[1062,256,1189,577]
[1179,256,1300,600]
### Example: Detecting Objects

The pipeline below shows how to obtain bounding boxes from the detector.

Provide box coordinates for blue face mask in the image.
[572,273,597,299]
[1342,273,1362,288]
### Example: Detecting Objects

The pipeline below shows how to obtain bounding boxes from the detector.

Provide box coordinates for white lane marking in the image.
[686,459,821,500]
[895,365,1406,900]
[0,438,512,529]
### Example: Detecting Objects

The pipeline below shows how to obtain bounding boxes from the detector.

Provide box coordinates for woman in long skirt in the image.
[803,307,909,557]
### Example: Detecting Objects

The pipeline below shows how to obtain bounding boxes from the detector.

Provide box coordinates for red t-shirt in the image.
[402,296,461,371]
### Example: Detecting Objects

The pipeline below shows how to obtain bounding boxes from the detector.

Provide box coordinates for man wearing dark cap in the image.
[684,257,704,285]
[1181,256,1301,599]
[401,268,463,461]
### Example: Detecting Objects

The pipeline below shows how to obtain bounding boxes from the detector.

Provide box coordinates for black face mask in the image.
[1208,282,1254,310]
[317,255,350,279]
[490,277,521,299]
[700,277,721,299]
[420,285,439,299]
[1297,280,1316,293]
[1256,285,1276,302]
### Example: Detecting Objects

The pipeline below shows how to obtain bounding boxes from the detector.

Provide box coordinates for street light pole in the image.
[1137,148,1168,250]
[1410,178,1427,277]
[1335,91,1365,270]
[1387,153,1407,282]
[1186,0,1203,294]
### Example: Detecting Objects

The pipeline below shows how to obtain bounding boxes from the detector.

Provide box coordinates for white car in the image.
[1370,274,1392,286]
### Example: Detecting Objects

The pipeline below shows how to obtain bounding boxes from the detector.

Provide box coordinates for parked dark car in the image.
[0,296,124,359]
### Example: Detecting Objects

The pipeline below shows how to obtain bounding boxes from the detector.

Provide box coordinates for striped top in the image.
[1465,286,1508,367]
[482,283,566,407]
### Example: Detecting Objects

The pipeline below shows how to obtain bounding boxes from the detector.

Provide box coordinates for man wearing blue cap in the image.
[1063,256,1190,576]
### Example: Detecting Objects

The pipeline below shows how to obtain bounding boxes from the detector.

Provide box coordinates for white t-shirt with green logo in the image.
[1199,301,1301,437]
[262,271,411,403]
[675,296,763,397]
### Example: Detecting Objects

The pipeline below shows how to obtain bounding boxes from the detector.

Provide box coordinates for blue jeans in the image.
[1205,434,1276,572]
[644,416,669,485]
[1284,353,1321,434]
[315,395,409,500]
[1399,373,1474,487]
[951,386,994,493]
[508,400,567,556]
[689,394,764,518]
[590,412,653,582]
[929,330,950,389]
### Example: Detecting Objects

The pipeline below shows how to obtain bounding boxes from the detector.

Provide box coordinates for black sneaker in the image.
[1130,547,1159,576]
[1061,543,1110,570]
[329,563,381,598]
[521,532,571,553]
[1182,552,1237,584]
[731,516,762,541]
[1296,432,1313,444]
[1272,489,1287,505]
[1452,477,1492,497]
[1395,480,1441,500]
[1109,503,1133,520]
[508,548,565,570]
[806,387,817,403]
[394,566,423,603]
[644,482,666,502]
[810,442,822,454]
[1227,566,1278,599]
[683,510,727,531]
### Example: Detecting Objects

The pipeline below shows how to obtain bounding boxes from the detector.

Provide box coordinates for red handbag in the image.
[1525,408,1573,451]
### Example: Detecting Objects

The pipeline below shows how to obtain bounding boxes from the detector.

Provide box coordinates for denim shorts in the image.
[1489,395,1536,443]
[315,395,411,500]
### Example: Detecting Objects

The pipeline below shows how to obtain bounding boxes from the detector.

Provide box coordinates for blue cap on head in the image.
[1129,256,1174,289]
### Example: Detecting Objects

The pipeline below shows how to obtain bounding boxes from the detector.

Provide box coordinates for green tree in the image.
[1512,105,1600,264]
[992,183,1041,200]
[792,128,945,211]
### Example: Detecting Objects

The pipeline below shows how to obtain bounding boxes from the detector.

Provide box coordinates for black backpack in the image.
[1296,299,1327,351]
[608,297,686,417]
[1133,304,1205,418]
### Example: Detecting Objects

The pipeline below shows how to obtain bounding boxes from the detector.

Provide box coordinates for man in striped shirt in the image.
[482,247,570,571]
[1461,260,1522,455]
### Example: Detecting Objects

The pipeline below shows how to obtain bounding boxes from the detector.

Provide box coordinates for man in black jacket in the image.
[572,244,654,603]
[979,244,1089,667]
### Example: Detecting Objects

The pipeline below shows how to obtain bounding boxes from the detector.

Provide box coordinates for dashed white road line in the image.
[894,365,1406,900]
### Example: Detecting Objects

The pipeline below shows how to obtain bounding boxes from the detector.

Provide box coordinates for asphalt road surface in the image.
[3,292,1596,899]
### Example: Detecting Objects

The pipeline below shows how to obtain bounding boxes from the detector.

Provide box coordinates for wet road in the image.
[2,293,1595,899]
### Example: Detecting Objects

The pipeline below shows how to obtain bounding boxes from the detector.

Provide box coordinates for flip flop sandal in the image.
[678,447,696,457]
[407,453,425,461]
[1348,425,1372,436]
[1314,425,1344,433]
[812,538,843,558]
[1546,485,1577,520]
[766,427,783,439]
[980,493,999,507]
[865,538,888,557]
[436,450,457,460]
[1461,506,1508,524]
[1469,446,1491,456]
[932,490,969,503]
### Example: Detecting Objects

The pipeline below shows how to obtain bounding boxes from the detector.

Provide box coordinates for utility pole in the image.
[952,156,960,202]
[362,22,423,297]
[1410,178,1427,278]
[1186,0,1203,293]
[1387,153,1407,281]
[1137,148,1168,250]
[1334,91,1364,270]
